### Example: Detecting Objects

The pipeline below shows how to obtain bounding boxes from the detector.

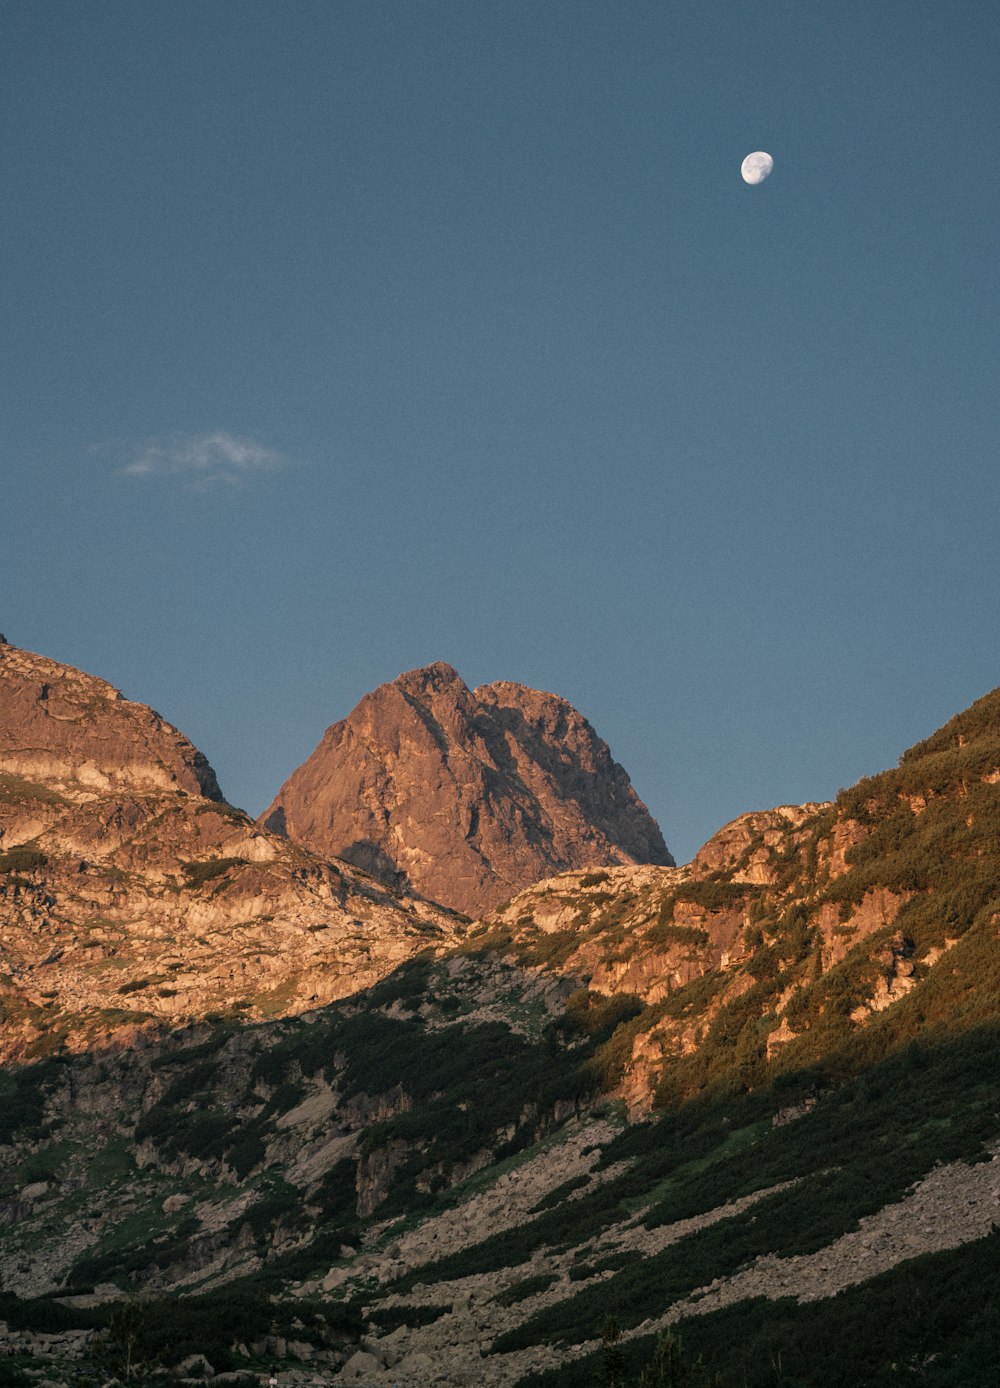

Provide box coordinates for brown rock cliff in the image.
[261,662,672,916]
[0,640,222,800]
[0,641,462,1060]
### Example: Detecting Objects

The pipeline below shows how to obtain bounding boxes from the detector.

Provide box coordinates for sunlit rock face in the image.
[0,641,461,1061]
[0,639,223,801]
[261,661,673,917]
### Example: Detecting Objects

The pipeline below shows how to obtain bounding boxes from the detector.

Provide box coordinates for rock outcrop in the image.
[0,640,222,801]
[689,802,830,881]
[0,642,462,1060]
[261,662,672,916]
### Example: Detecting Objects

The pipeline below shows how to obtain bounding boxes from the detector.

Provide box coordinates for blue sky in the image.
[3,1,998,863]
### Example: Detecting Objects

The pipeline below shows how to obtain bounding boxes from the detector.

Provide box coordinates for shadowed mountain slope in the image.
[1,956,998,1388]
[261,662,673,917]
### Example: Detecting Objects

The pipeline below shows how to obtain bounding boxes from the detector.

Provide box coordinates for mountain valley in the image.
[2,638,1000,1387]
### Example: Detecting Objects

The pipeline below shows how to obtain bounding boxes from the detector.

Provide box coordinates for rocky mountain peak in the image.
[262,664,673,916]
[395,660,466,693]
[0,640,222,801]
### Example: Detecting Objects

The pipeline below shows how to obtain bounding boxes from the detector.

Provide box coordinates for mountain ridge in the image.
[0,640,466,1061]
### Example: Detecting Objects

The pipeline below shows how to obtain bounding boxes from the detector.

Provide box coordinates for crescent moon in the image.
[741,151,774,185]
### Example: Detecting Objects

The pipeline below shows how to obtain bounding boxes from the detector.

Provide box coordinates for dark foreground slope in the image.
[1,958,998,1387]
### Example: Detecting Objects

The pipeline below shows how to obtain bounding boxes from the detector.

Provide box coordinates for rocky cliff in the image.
[0,640,463,1060]
[0,638,222,802]
[261,662,672,917]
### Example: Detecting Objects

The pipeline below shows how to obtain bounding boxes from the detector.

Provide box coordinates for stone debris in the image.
[657,1146,1000,1324]
[307,1148,1000,1385]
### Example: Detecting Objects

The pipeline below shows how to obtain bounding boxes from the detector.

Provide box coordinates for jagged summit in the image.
[262,662,673,916]
[396,659,465,690]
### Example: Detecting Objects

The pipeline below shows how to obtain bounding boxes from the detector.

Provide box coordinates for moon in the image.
[741,151,774,185]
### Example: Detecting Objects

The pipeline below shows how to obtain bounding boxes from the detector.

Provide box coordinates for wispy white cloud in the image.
[111,431,287,487]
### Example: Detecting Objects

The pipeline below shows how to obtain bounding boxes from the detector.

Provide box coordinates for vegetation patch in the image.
[495,1029,1000,1357]
[518,1232,1000,1387]
[0,1059,68,1144]
[530,1173,590,1213]
[368,1302,449,1333]
[643,921,711,950]
[496,1272,557,1306]
[181,857,249,888]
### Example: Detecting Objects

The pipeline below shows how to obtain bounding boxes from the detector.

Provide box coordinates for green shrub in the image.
[514,929,581,969]
[530,1174,589,1213]
[135,1105,232,1161]
[670,877,750,913]
[225,1122,269,1178]
[181,858,248,888]
[586,1005,666,1089]
[496,1273,557,1306]
[644,921,711,950]
[368,1303,448,1333]
[518,1228,1000,1387]
[557,989,645,1042]
[0,1061,66,1144]
[312,1159,359,1222]
[243,1183,302,1240]
[0,1360,31,1388]
[567,1251,632,1282]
